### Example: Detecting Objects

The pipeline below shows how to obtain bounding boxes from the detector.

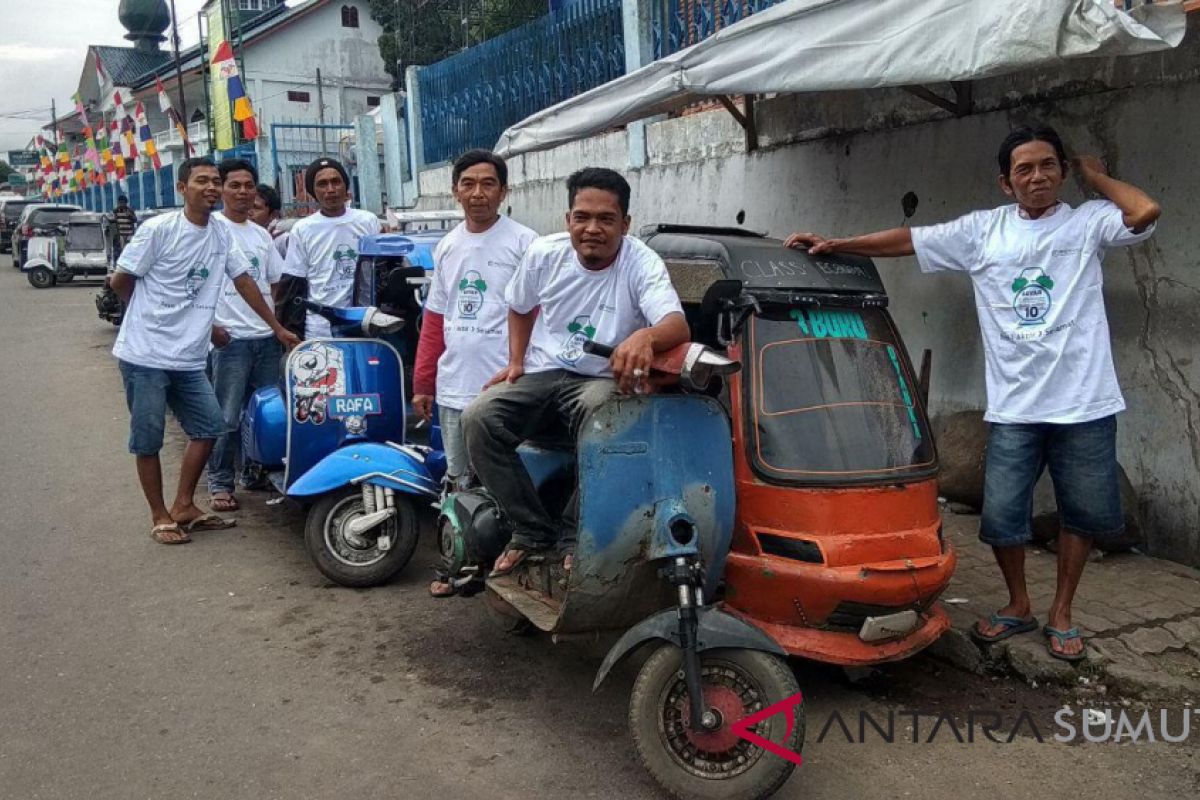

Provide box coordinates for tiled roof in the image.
[92,45,171,86]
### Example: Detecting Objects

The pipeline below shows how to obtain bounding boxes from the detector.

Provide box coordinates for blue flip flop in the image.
[1043,626,1088,662]
[970,613,1039,644]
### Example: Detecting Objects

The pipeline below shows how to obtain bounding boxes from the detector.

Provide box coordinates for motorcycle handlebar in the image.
[581,340,614,359]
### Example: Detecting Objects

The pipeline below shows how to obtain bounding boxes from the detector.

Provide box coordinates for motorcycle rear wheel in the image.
[629,646,803,800]
[304,486,419,588]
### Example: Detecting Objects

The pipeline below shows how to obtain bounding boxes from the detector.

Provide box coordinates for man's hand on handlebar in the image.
[412,394,434,422]
[484,362,525,390]
[783,232,838,254]
[611,329,655,394]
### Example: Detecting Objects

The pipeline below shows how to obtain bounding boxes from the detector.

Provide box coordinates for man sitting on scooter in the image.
[462,167,689,577]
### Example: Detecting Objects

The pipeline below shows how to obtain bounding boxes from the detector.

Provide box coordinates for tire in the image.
[304,486,419,588]
[26,267,56,289]
[630,646,803,800]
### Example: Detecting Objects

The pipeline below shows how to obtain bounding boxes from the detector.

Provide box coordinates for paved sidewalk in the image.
[929,509,1200,698]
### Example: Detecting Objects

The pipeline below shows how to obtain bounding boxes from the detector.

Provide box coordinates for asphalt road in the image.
[1,265,1196,800]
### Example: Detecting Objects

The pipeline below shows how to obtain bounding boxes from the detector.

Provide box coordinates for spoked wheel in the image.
[26,267,56,289]
[630,646,803,800]
[304,486,418,587]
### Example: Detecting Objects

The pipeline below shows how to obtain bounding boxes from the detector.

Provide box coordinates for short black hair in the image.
[178,156,217,184]
[255,183,281,213]
[567,167,631,216]
[219,158,258,184]
[998,125,1068,177]
[452,149,508,187]
[117,195,129,204]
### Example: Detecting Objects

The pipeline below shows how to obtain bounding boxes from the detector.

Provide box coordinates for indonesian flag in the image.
[135,101,161,170]
[211,40,259,140]
[156,76,193,156]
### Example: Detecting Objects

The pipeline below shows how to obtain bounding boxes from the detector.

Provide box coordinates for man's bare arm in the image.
[783,228,914,257]
[110,271,136,304]
[1072,156,1161,233]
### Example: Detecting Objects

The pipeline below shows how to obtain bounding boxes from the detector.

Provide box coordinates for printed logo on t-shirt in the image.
[1011,267,1055,326]
[456,270,488,320]
[332,244,358,280]
[247,255,261,281]
[558,314,596,366]
[184,265,211,301]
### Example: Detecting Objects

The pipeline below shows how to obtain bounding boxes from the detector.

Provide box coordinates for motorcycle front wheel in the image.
[304,486,419,588]
[629,646,803,800]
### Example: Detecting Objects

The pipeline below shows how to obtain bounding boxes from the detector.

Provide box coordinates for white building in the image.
[47,0,392,207]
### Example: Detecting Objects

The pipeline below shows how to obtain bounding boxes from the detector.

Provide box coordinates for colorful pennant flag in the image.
[156,76,193,156]
[211,40,260,141]
[110,119,127,180]
[134,101,161,170]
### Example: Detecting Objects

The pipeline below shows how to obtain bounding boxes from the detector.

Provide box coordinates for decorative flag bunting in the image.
[156,76,193,156]
[211,40,260,141]
[110,119,127,180]
[135,101,161,170]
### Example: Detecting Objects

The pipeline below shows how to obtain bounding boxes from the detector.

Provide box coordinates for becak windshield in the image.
[744,304,935,485]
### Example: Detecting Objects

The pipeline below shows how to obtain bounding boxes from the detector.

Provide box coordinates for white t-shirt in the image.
[505,233,684,377]
[425,216,538,409]
[281,207,381,338]
[213,213,285,340]
[113,210,250,371]
[912,200,1155,424]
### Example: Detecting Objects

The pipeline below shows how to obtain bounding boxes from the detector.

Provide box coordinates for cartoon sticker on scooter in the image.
[557,315,596,366]
[456,270,487,320]
[333,244,358,280]
[1011,267,1054,326]
[291,343,346,424]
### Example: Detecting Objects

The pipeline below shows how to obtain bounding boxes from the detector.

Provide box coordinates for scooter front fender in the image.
[592,606,786,691]
[287,441,441,499]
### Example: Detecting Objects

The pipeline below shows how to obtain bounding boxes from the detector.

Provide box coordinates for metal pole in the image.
[316,68,328,155]
[198,12,214,153]
[50,99,58,202]
[168,0,189,127]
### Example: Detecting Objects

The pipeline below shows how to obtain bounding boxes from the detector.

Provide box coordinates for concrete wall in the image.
[415,20,1200,566]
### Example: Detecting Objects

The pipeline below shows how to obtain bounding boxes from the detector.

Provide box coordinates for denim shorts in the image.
[979,414,1124,547]
[118,360,226,455]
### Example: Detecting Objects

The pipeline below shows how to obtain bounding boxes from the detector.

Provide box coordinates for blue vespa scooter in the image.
[242,256,446,587]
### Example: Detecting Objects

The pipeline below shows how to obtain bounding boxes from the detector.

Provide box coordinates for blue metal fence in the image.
[650,0,785,59]
[158,164,175,208]
[142,171,157,209]
[129,173,143,210]
[418,0,626,165]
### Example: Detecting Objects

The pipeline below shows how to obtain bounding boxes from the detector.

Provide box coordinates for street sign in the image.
[6,173,28,187]
[6,151,39,168]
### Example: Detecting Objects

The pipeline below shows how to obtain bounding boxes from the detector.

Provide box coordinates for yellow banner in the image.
[206,2,234,151]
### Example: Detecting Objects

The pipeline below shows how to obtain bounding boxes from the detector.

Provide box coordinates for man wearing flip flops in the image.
[111,157,300,545]
[784,125,1160,661]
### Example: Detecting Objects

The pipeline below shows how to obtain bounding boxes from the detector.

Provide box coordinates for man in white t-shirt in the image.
[784,126,1161,662]
[412,150,537,597]
[205,159,287,512]
[110,157,300,545]
[281,157,381,338]
[462,168,688,577]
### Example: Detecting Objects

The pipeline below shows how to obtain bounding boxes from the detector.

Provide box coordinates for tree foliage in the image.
[0,161,14,181]
[366,0,548,85]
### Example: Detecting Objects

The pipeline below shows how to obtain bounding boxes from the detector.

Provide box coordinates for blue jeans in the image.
[206,336,282,494]
[980,415,1124,547]
[118,360,225,456]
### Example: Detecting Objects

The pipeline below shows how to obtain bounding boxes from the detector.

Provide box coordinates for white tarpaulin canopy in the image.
[494,0,1186,157]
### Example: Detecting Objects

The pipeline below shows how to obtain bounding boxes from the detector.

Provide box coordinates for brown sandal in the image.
[488,547,537,578]
[150,523,191,545]
[429,579,457,598]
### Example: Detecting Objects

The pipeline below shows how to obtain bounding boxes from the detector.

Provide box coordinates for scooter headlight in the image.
[361,306,405,336]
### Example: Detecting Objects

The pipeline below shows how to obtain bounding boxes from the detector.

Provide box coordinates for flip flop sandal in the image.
[970,613,1039,644]
[182,513,237,533]
[1043,626,1088,662]
[150,523,191,545]
[429,572,458,598]
[488,546,543,579]
[210,493,239,512]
